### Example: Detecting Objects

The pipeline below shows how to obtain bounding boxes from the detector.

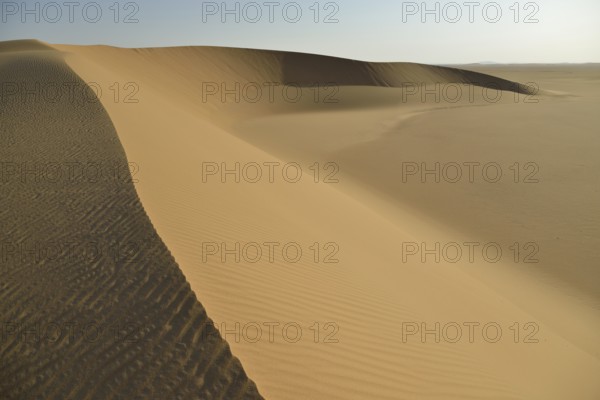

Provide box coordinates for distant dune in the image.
[2,39,600,399]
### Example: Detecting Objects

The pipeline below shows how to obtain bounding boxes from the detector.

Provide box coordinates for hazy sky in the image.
[1,0,599,63]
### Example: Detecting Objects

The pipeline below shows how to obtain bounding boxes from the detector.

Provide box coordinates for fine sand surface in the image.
[0,41,262,399]
[5,40,599,399]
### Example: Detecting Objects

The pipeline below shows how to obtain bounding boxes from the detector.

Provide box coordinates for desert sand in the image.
[2,39,599,399]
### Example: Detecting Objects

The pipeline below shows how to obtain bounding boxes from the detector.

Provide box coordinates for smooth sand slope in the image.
[48,42,600,399]
[0,41,262,399]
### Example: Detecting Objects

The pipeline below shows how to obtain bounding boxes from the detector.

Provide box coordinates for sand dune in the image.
[4,39,599,399]
[0,40,262,399]
[49,44,537,127]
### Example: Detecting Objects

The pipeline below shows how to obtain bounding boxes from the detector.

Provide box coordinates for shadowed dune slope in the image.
[279,51,535,93]
[0,42,262,400]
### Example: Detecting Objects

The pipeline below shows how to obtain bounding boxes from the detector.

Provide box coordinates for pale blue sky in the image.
[1,0,599,63]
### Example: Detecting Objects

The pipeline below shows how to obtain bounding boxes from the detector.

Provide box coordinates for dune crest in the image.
[0,41,262,399]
